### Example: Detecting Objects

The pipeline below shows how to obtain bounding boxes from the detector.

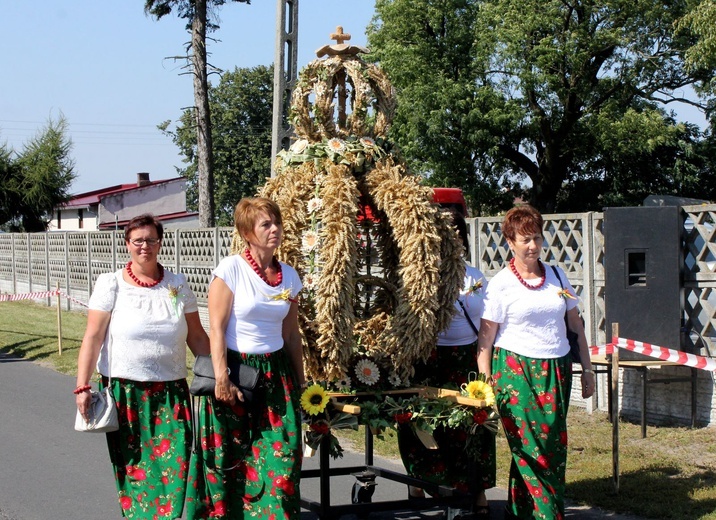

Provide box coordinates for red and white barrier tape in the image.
[0,290,88,308]
[614,336,716,372]
[587,338,716,372]
[0,290,58,302]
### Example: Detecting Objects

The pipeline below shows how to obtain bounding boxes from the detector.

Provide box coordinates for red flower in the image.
[153,438,171,456]
[518,457,528,467]
[243,464,259,482]
[207,473,218,484]
[394,412,412,424]
[509,395,519,405]
[502,416,519,436]
[126,407,139,422]
[157,502,173,516]
[541,361,549,370]
[209,500,226,517]
[310,422,330,435]
[173,403,190,421]
[268,408,283,427]
[540,423,550,434]
[506,356,524,374]
[273,441,283,450]
[560,431,568,445]
[120,496,133,510]
[161,475,169,485]
[536,455,549,469]
[132,468,147,481]
[473,409,488,425]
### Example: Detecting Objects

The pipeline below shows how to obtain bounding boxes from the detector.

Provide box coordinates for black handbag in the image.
[550,265,582,364]
[189,354,262,403]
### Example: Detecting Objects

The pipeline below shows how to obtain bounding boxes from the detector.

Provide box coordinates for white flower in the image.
[290,139,308,153]
[359,136,375,148]
[327,137,346,154]
[307,197,323,214]
[355,359,380,386]
[303,272,319,291]
[302,230,320,252]
[388,373,402,387]
[336,378,352,391]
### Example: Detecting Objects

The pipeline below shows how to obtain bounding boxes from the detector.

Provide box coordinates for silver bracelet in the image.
[583,368,595,375]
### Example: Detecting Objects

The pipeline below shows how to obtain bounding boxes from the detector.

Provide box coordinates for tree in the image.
[0,116,76,231]
[161,65,274,225]
[145,0,251,227]
[368,0,716,213]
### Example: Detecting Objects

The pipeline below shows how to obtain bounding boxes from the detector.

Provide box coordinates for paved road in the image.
[0,351,642,519]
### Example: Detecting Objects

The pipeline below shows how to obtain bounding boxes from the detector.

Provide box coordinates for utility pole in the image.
[271,0,299,175]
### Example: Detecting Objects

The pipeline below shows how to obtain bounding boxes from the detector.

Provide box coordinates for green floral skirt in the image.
[492,347,572,520]
[398,342,497,493]
[186,348,302,519]
[103,377,192,520]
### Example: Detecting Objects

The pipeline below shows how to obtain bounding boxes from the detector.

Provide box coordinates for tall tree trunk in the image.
[192,0,215,227]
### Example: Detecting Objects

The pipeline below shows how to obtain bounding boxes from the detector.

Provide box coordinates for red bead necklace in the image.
[126,261,164,288]
[244,248,282,287]
[509,257,546,290]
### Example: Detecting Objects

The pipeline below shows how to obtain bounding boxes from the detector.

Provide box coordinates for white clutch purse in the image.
[74,387,119,433]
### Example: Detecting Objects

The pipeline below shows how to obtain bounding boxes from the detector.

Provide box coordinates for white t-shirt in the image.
[437,262,486,346]
[481,264,578,359]
[90,269,199,381]
[212,255,302,354]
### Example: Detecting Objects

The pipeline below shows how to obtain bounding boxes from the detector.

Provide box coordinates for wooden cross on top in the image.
[330,26,351,45]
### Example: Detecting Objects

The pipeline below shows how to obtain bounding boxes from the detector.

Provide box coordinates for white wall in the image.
[98,179,187,225]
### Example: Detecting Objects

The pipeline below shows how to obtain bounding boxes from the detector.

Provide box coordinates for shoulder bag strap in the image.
[457,299,480,338]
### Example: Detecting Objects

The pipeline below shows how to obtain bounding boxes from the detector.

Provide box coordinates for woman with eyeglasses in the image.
[75,213,210,520]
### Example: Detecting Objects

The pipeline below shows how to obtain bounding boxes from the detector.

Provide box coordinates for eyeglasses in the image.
[129,238,161,247]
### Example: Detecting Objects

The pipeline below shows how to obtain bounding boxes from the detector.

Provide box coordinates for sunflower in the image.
[355,359,380,386]
[463,380,496,407]
[300,384,330,416]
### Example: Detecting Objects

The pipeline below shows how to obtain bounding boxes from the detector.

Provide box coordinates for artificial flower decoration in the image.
[359,136,375,147]
[463,380,496,407]
[268,288,294,302]
[465,279,484,296]
[388,373,402,387]
[300,384,330,416]
[355,359,380,386]
[307,197,323,214]
[335,378,352,392]
[326,137,346,153]
[558,288,577,300]
[167,284,183,316]
[290,139,309,154]
[302,230,320,253]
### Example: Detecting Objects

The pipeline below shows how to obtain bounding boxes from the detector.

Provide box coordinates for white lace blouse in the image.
[89,269,199,382]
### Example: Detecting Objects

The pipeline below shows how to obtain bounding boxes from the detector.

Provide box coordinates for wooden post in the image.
[611,323,620,494]
[56,282,62,356]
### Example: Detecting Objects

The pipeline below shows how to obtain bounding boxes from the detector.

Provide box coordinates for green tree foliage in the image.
[369,0,716,213]
[0,116,76,231]
[678,0,716,73]
[160,65,273,226]
[145,0,251,228]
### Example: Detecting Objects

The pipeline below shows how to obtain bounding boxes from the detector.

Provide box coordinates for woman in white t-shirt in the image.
[75,214,210,520]
[477,205,594,520]
[398,211,495,518]
[186,197,305,520]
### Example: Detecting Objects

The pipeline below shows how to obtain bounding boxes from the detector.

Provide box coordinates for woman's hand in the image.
[76,391,93,422]
[581,369,595,398]
[214,374,242,405]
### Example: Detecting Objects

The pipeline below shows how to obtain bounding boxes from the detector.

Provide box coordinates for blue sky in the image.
[1,1,376,194]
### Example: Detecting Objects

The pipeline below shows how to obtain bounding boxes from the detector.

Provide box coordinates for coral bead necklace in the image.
[126,261,164,288]
[244,248,282,287]
[509,257,545,290]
